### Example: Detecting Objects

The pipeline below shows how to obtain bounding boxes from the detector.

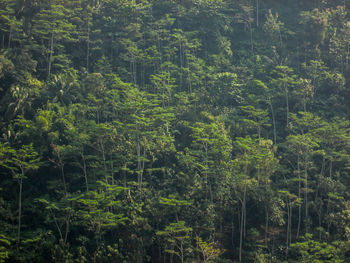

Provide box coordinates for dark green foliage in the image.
[2,0,350,262]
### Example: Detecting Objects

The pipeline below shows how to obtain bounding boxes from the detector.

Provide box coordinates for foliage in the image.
[1,0,350,262]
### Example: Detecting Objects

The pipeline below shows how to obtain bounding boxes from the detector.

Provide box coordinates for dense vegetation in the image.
[2,0,350,262]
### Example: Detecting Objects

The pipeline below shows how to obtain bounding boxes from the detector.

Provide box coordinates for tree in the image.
[290,233,344,263]
[0,0,22,49]
[263,9,284,48]
[270,65,298,127]
[187,113,232,204]
[156,221,193,263]
[195,236,224,263]
[229,136,277,261]
[31,0,76,78]
[0,143,40,250]
[235,0,254,53]
[239,105,271,139]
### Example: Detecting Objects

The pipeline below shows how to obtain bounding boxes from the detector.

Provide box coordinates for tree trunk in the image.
[256,0,259,27]
[86,21,90,72]
[250,24,254,53]
[304,156,309,232]
[60,162,67,197]
[179,41,183,91]
[239,174,247,262]
[8,24,12,48]
[64,212,71,243]
[285,84,289,127]
[50,209,63,241]
[180,241,184,263]
[297,153,301,239]
[81,152,89,192]
[346,43,349,71]
[289,203,292,245]
[17,173,23,251]
[285,199,290,258]
[265,204,269,246]
[239,201,244,262]
[269,98,277,144]
[110,154,114,186]
[48,30,54,79]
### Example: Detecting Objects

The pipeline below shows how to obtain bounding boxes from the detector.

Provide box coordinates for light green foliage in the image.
[195,236,224,262]
[239,105,271,139]
[0,234,10,263]
[2,0,350,262]
[156,221,193,263]
[263,10,284,42]
[290,233,344,262]
[70,181,128,232]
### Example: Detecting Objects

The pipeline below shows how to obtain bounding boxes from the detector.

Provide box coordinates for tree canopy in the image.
[1,0,350,262]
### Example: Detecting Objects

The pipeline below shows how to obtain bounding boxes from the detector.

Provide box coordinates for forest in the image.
[2,0,350,262]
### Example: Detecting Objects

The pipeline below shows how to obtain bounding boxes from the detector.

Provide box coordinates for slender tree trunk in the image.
[285,84,289,127]
[289,203,292,245]
[136,143,141,188]
[60,163,67,197]
[110,34,114,65]
[243,176,247,240]
[318,201,322,240]
[81,152,89,192]
[346,43,349,71]
[64,213,71,243]
[239,200,244,262]
[136,125,145,191]
[158,245,162,263]
[8,25,12,48]
[250,24,253,53]
[321,156,325,176]
[170,245,174,263]
[123,164,127,188]
[110,154,114,186]
[187,55,192,94]
[140,141,146,189]
[50,209,63,241]
[179,41,184,91]
[304,157,308,232]
[256,0,259,27]
[326,160,332,233]
[297,153,301,239]
[180,242,184,263]
[87,21,90,72]
[269,98,277,144]
[265,204,269,246]
[157,32,162,66]
[17,173,24,251]
[286,199,290,258]
[296,41,300,72]
[326,197,331,234]
[239,171,247,262]
[303,93,307,112]
[164,246,167,263]
[48,30,54,79]
[98,141,108,184]
[133,59,136,85]
[279,28,283,48]
[204,142,212,202]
